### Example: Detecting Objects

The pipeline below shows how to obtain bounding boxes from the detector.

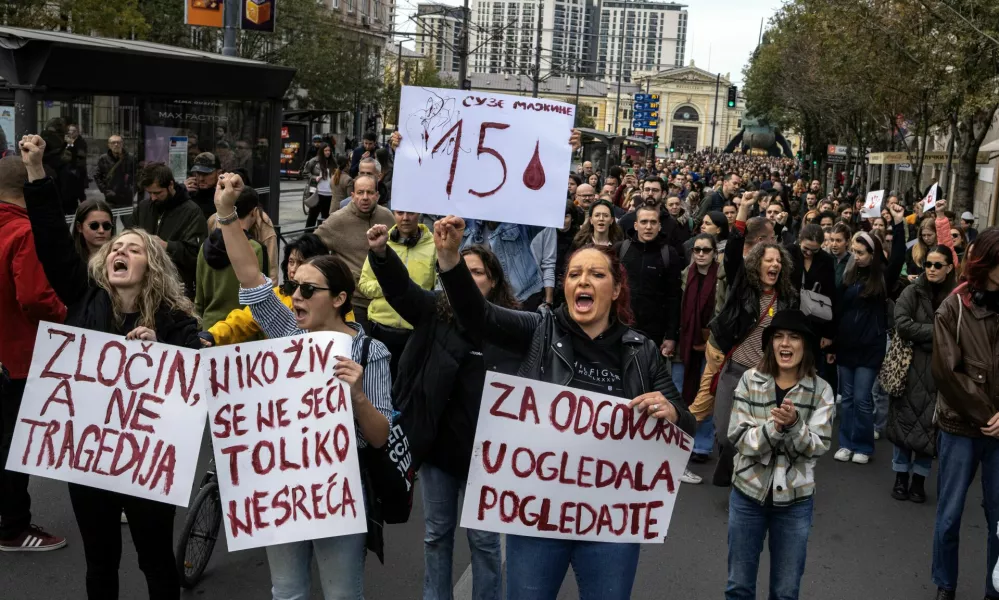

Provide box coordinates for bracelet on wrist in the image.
[216,209,238,225]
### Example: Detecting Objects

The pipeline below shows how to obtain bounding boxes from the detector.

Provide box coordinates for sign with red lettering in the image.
[393,86,574,228]
[460,372,692,543]
[6,323,206,506]
[201,332,366,551]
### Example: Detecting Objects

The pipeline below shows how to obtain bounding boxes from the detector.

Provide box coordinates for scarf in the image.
[678,261,719,405]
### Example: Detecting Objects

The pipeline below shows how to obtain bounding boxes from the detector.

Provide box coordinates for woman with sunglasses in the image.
[787,224,836,349]
[433,216,695,600]
[887,246,956,503]
[214,172,391,599]
[72,198,115,259]
[677,233,721,464]
[201,233,337,347]
[831,203,907,465]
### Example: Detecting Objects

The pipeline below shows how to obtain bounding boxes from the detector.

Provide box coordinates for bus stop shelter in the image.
[0,27,295,225]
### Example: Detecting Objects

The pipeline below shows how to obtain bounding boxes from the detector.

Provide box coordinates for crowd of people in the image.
[0,127,997,600]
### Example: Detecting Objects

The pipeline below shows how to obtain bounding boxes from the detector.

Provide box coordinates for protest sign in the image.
[460,372,692,544]
[923,183,939,212]
[392,86,574,229]
[6,323,205,506]
[862,190,884,219]
[201,332,366,551]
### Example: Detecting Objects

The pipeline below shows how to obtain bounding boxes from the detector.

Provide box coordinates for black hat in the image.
[761,309,817,351]
[191,152,220,174]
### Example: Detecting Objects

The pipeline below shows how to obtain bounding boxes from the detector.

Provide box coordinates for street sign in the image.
[633,111,660,121]
[633,102,660,111]
[634,93,661,103]
[632,119,658,129]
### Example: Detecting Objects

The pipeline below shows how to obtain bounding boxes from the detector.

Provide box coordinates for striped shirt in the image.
[238,278,394,447]
[728,369,835,506]
[731,291,776,368]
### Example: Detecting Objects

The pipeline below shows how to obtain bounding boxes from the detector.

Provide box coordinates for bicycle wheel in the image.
[175,481,223,589]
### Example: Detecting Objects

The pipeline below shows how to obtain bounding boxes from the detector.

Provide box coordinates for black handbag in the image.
[357,337,415,562]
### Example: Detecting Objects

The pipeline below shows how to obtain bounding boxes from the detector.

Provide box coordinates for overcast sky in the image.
[393,0,782,85]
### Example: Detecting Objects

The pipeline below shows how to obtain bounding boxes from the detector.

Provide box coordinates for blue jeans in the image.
[837,366,877,456]
[892,445,932,477]
[505,535,640,600]
[872,379,889,434]
[932,431,999,596]
[266,532,367,600]
[420,463,501,600]
[726,489,814,600]
[672,359,714,456]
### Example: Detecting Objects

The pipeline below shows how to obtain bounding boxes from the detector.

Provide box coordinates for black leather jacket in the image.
[438,257,697,437]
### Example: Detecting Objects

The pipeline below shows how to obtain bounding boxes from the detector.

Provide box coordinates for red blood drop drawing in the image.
[522,141,546,191]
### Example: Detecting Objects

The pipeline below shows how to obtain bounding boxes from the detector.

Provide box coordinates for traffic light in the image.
[727,85,737,108]
[669,140,675,153]
[653,134,660,148]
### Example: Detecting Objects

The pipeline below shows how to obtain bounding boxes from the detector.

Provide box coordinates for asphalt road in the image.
[2,182,993,599]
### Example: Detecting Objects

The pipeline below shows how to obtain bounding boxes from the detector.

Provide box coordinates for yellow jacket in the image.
[208,286,354,346]
[358,224,437,330]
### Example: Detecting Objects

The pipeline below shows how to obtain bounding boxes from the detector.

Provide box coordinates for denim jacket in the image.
[460,220,543,302]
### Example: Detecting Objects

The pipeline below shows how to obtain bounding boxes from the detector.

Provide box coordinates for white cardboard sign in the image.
[392,86,574,228]
[201,332,367,551]
[862,190,884,219]
[923,183,939,212]
[6,323,206,507]
[460,372,692,544]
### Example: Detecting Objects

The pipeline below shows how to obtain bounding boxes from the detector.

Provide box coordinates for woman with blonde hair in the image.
[21,134,199,598]
[905,216,937,280]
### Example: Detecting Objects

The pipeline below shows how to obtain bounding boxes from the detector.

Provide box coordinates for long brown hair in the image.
[757,331,817,380]
[843,231,887,298]
[572,200,623,249]
[563,245,634,325]
[436,245,520,320]
[73,199,115,259]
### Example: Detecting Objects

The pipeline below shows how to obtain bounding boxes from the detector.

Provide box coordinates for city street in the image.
[2,415,992,599]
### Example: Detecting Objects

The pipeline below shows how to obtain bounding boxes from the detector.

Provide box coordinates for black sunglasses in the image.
[281,280,331,299]
[88,221,113,231]
[692,246,714,254]
[924,262,948,271]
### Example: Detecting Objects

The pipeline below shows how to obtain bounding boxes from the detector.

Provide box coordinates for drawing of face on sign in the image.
[405,91,460,166]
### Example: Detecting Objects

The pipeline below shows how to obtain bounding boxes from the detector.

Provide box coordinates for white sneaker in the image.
[874,431,881,440]
[834,448,853,462]
[120,512,127,524]
[851,453,870,464]
[681,468,703,484]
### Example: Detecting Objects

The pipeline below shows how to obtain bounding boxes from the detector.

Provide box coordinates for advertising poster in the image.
[241,0,276,32]
[186,0,224,27]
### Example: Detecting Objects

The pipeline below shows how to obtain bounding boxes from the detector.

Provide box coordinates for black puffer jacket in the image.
[438,256,696,437]
[887,275,951,456]
[368,248,520,479]
[25,177,200,347]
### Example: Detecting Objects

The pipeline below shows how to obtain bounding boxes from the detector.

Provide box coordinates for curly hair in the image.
[89,228,196,330]
[743,242,795,299]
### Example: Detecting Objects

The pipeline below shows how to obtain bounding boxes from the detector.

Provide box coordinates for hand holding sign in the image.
[922,183,939,213]
[628,392,678,424]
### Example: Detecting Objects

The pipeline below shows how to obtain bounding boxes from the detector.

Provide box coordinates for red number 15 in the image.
[431,119,510,198]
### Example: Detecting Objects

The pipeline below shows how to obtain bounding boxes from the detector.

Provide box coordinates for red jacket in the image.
[0,201,66,379]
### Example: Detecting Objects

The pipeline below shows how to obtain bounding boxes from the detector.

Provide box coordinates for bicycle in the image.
[175,461,223,589]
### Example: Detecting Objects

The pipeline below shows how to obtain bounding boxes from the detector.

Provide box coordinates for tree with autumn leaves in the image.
[742,0,999,212]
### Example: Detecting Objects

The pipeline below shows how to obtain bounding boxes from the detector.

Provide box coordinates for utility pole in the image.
[573,59,582,126]
[222,0,238,56]
[612,3,628,135]
[531,0,544,97]
[710,72,720,151]
[458,0,471,89]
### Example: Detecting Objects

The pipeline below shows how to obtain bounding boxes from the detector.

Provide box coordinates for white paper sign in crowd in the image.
[460,372,693,544]
[392,86,575,229]
[201,332,367,552]
[6,323,206,507]
[923,182,939,212]
[862,189,885,219]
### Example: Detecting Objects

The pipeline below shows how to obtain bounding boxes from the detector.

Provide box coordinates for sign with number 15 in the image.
[392,86,575,228]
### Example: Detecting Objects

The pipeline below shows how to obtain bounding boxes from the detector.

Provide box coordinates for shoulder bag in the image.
[877,328,912,397]
[799,272,833,322]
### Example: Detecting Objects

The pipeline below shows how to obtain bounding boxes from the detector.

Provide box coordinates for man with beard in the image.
[185,152,221,219]
[618,177,686,257]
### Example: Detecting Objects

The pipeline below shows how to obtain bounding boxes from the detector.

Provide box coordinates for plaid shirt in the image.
[728,369,836,506]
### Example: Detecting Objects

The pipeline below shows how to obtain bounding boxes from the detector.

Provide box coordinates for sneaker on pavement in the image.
[833,448,853,462]
[681,468,703,484]
[120,512,128,524]
[851,453,871,464]
[874,431,881,440]
[0,525,67,552]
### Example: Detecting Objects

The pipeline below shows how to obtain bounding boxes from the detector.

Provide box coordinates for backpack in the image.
[619,239,671,270]
[358,336,415,563]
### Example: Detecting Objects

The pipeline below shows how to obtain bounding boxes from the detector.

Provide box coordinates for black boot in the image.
[933,588,954,600]
[909,474,927,503]
[891,472,910,501]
